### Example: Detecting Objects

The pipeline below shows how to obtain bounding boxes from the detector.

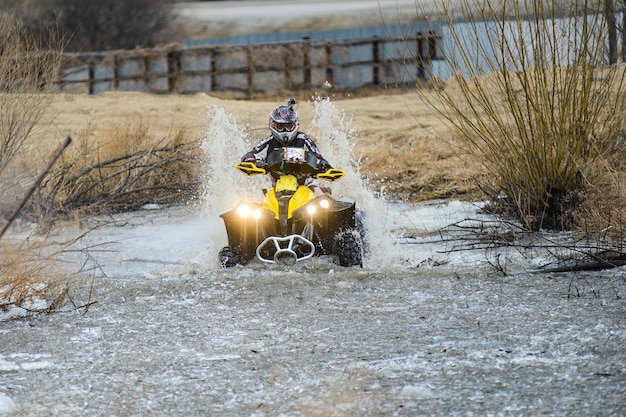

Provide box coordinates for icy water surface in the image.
[1,204,625,416]
[2,99,625,415]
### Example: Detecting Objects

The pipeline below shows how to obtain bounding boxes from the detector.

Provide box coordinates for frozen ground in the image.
[1,99,625,415]
[1,201,625,416]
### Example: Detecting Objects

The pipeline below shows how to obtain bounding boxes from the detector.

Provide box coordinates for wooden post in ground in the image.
[416,32,425,79]
[210,49,217,92]
[325,42,333,87]
[372,35,380,86]
[113,54,120,91]
[88,60,95,95]
[246,46,254,96]
[167,49,180,93]
[284,46,293,89]
[303,37,311,90]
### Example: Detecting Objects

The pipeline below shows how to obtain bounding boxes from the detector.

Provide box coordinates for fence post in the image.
[372,35,380,85]
[113,54,120,91]
[427,30,437,60]
[303,37,311,89]
[416,32,425,79]
[210,48,217,91]
[284,46,293,89]
[88,60,95,95]
[325,42,333,87]
[143,55,151,91]
[246,46,254,96]
[167,49,180,93]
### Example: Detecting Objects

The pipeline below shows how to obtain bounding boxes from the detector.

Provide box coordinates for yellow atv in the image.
[219,149,364,267]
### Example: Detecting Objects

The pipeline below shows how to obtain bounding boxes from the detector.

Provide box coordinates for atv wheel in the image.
[334,229,363,267]
[219,246,240,268]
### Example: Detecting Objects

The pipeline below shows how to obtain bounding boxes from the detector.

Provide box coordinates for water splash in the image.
[309,97,395,267]
[199,105,265,266]
[200,105,264,216]
[201,99,397,269]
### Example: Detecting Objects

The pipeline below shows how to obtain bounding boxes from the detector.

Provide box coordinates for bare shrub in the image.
[0,236,69,313]
[573,129,626,243]
[416,0,626,233]
[0,12,72,314]
[0,13,64,176]
[30,118,203,222]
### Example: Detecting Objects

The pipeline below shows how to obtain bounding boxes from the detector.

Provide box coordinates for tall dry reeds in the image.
[0,12,72,313]
[0,13,64,175]
[416,0,626,237]
[0,237,69,313]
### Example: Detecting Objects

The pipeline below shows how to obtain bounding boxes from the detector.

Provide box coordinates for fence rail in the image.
[58,32,442,96]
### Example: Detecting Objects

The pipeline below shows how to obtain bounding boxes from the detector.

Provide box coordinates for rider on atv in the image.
[241,98,332,195]
[219,98,363,268]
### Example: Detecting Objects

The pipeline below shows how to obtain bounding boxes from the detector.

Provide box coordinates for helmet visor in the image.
[273,121,295,132]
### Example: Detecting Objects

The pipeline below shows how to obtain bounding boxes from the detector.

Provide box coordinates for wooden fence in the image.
[58,32,442,96]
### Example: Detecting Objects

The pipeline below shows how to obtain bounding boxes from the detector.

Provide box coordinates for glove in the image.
[319,161,331,172]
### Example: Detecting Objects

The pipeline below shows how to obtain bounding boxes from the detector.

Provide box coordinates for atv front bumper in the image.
[256,234,315,265]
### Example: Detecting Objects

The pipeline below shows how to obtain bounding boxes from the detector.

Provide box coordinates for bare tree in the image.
[52,0,175,51]
[0,0,176,52]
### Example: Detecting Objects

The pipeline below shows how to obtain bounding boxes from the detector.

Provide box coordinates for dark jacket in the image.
[242,132,331,185]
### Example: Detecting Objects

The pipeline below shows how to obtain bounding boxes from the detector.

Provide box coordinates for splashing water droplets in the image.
[201,105,264,216]
[201,98,398,269]
[310,97,396,267]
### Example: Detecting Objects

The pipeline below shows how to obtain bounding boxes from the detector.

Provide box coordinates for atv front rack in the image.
[256,235,315,265]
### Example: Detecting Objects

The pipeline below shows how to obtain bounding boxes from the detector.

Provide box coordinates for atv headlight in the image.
[236,203,262,219]
[299,197,332,219]
[237,203,251,217]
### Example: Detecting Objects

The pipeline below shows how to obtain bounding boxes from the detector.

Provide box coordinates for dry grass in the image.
[415,0,626,235]
[360,132,485,201]
[0,13,63,175]
[26,116,203,223]
[0,113,201,314]
[0,237,69,313]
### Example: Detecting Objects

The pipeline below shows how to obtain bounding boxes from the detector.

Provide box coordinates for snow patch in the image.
[0,394,16,415]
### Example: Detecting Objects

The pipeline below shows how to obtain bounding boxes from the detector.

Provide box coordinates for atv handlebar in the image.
[316,168,345,182]
[236,161,345,182]
[236,161,267,176]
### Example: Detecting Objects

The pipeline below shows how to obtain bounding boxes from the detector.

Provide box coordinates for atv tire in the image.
[334,229,363,267]
[219,246,240,268]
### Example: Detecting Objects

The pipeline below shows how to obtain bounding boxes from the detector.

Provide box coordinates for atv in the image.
[219,148,364,267]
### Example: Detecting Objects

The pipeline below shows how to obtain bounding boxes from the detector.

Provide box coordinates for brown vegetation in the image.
[16,89,482,218]
[3,0,626,313]
[418,0,626,239]
[0,236,69,313]
[31,119,202,220]
[1,0,176,52]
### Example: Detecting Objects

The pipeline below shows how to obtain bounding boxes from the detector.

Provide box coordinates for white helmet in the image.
[269,99,299,144]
